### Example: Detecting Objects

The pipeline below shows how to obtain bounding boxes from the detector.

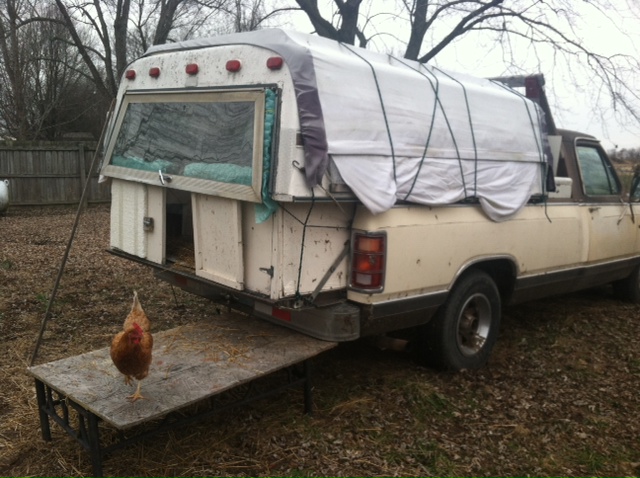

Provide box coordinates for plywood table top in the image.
[29,311,336,430]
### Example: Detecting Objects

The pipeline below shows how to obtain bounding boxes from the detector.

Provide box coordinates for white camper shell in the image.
[100,29,549,341]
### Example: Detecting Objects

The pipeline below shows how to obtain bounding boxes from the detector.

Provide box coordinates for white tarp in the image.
[146,29,548,221]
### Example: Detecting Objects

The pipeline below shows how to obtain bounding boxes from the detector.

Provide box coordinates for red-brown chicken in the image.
[123,290,150,333]
[110,291,153,402]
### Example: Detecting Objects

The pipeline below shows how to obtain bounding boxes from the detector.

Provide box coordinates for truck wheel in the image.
[416,270,501,371]
[613,265,640,303]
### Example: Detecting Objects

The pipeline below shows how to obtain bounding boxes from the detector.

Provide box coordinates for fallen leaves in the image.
[1,205,639,476]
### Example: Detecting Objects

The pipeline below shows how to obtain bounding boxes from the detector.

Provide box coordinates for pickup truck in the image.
[99,29,640,371]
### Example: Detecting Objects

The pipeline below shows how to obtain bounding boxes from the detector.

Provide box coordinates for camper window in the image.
[102,89,267,203]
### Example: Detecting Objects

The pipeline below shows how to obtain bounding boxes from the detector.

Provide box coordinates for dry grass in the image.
[1,205,639,477]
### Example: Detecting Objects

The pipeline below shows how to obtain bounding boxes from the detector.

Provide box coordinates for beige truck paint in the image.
[348,202,590,305]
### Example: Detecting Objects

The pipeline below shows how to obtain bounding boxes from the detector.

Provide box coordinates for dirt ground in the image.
[1,205,639,477]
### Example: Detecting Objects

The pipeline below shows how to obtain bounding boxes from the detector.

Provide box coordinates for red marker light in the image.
[226,60,242,72]
[266,56,284,70]
[271,307,291,322]
[149,67,160,78]
[125,69,136,80]
[185,63,199,75]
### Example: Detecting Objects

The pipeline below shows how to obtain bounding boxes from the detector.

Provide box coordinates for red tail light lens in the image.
[125,69,136,80]
[149,67,160,78]
[351,233,385,291]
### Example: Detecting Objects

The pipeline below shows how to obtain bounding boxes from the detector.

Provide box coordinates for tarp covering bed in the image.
[146,29,548,221]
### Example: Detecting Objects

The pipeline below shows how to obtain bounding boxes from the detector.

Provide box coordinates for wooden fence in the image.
[0,141,110,206]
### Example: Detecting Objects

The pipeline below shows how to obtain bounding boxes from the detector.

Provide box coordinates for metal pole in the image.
[29,117,109,366]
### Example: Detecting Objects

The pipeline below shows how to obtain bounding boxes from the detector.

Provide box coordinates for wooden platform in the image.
[30,310,336,431]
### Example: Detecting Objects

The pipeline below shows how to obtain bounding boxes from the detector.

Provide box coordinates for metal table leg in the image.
[34,379,52,441]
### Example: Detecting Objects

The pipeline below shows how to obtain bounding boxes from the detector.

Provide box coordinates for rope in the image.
[389,58,467,200]
[342,45,397,181]
[280,204,350,230]
[433,66,479,198]
[491,79,551,222]
[294,191,315,302]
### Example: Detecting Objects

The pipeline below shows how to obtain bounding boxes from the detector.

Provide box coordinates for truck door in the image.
[575,141,637,262]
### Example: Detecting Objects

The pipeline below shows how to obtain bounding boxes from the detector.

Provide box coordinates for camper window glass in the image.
[102,89,266,203]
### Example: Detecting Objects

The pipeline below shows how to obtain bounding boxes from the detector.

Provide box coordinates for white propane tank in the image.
[0,180,9,214]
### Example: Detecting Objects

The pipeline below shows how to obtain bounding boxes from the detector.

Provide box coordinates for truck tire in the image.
[613,265,640,303]
[415,270,501,371]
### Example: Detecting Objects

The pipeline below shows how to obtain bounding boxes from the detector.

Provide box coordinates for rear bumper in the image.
[109,249,361,341]
[156,266,360,341]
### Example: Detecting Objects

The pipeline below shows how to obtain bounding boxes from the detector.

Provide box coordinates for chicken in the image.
[110,291,153,402]
[123,290,150,333]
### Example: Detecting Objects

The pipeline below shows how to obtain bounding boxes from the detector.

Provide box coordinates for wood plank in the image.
[28,310,335,430]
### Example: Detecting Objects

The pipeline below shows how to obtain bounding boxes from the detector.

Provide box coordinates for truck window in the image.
[576,145,620,196]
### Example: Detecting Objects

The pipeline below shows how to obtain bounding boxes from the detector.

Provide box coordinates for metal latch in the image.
[143,217,154,232]
[158,170,172,185]
[259,266,274,277]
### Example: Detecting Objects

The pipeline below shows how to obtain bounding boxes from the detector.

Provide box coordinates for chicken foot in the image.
[127,381,146,402]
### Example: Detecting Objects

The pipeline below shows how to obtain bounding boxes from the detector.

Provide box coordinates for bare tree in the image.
[0,0,34,139]
[52,0,232,100]
[0,1,101,140]
[294,0,366,46]
[291,0,640,127]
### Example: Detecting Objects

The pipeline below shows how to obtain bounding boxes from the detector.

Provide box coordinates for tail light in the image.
[350,233,386,291]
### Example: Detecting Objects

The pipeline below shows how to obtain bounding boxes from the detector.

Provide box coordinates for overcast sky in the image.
[277,1,640,151]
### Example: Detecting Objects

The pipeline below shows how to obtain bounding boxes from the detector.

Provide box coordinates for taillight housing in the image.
[350,232,386,291]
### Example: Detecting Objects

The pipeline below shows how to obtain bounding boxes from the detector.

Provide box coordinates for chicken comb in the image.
[133,322,144,334]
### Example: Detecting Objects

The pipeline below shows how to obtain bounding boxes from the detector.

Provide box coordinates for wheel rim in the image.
[456,292,492,357]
